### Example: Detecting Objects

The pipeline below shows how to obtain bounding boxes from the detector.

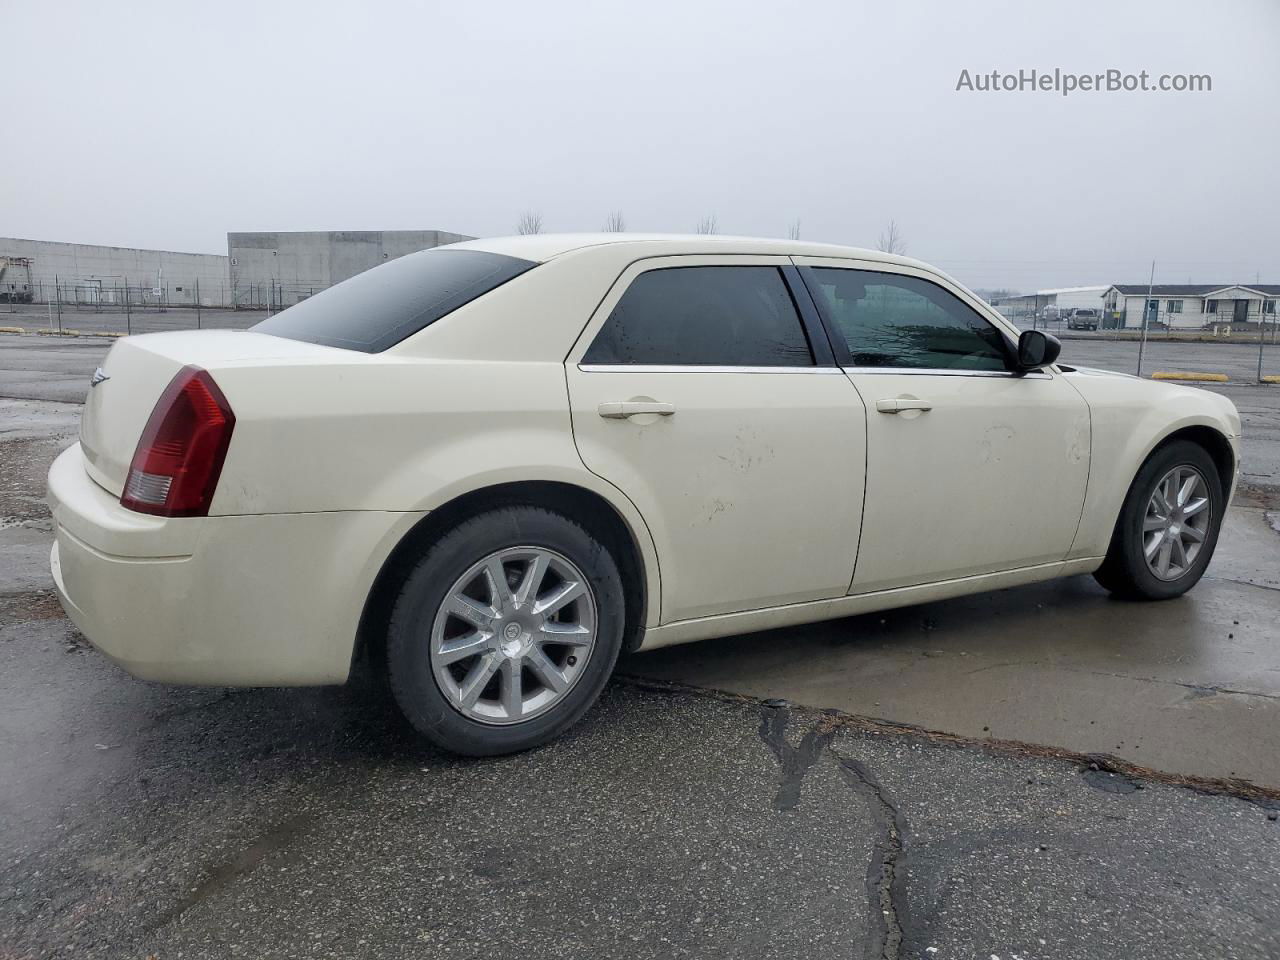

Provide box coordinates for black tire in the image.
[1093,440,1225,600]
[386,506,625,756]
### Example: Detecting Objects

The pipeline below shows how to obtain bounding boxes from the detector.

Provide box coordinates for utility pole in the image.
[1136,260,1155,378]
[196,277,202,329]
[124,277,131,335]
[54,272,62,333]
[1259,297,1270,384]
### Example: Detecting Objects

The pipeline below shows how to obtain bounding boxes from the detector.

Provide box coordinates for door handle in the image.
[875,397,933,414]
[598,401,676,420]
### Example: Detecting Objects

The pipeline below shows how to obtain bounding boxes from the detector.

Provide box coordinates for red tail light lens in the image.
[121,366,236,517]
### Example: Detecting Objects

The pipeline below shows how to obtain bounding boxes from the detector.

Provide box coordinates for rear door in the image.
[795,258,1091,594]
[565,256,867,624]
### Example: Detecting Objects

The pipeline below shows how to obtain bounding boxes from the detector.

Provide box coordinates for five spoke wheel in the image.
[430,547,597,725]
[1142,465,1212,581]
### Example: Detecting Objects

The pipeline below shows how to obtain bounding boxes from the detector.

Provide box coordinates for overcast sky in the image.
[5,0,1278,291]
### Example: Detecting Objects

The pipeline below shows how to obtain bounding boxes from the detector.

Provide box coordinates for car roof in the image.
[445,232,928,268]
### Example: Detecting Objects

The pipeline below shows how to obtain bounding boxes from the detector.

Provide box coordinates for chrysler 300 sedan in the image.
[48,235,1241,755]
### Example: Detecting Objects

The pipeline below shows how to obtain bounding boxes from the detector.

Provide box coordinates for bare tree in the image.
[787,219,801,241]
[516,211,543,235]
[877,219,906,255]
[695,214,718,235]
[602,210,626,232]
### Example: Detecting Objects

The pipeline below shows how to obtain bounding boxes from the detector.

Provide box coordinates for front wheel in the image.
[386,506,625,755]
[1093,440,1225,600]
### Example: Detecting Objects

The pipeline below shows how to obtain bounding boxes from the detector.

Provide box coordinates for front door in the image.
[794,259,1092,594]
[1234,299,1250,324]
[565,256,868,624]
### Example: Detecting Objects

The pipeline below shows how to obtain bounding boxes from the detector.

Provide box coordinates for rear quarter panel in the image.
[206,361,662,627]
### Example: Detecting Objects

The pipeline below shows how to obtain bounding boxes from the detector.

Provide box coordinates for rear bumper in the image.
[48,444,424,686]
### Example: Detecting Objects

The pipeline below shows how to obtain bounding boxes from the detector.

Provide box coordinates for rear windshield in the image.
[251,248,537,352]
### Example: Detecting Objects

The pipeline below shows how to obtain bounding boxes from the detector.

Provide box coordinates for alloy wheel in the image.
[1142,465,1212,581]
[429,546,597,725]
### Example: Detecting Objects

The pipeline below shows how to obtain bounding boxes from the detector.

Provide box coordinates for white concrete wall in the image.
[227,230,473,308]
[0,237,230,306]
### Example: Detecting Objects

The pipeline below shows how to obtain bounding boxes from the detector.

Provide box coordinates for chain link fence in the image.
[0,277,307,335]
[2,269,1278,382]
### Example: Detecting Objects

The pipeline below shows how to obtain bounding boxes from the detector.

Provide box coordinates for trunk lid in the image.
[79,330,346,496]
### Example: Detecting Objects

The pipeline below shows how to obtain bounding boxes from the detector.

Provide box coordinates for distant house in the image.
[1102,284,1280,330]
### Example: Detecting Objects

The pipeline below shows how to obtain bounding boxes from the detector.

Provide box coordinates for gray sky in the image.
[5,0,1278,291]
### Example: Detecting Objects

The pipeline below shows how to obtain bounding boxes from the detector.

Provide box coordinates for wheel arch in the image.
[355,479,657,672]
[1092,421,1237,560]
[1070,403,1238,561]
[1143,423,1236,501]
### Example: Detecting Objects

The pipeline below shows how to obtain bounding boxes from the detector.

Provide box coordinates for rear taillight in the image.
[121,365,236,517]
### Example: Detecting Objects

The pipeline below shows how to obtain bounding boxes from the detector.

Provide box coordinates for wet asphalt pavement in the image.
[2,332,1280,958]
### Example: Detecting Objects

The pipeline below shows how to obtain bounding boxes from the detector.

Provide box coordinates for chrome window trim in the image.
[842,366,1053,380]
[576,364,843,375]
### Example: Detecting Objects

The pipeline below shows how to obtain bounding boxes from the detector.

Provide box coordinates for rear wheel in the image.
[1093,440,1224,600]
[386,506,625,755]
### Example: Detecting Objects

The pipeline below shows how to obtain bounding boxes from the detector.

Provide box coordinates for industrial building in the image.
[0,237,229,307]
[227,230,472,309]
[990,286,1109,320]
[0,229,472,310]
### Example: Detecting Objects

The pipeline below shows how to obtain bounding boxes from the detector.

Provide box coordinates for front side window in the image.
[1167,299,1183,314]
[806,268,1009,371]
[582,266,813,366]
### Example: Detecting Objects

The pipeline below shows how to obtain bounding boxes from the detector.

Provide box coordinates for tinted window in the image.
[808,268,1010,371]
[252,249,536,353]
[583,266,813,366]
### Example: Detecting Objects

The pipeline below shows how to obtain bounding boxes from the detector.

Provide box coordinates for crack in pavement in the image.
[1064,666,1280,703]
[149,811,315,931]
[832,750,910,960]
[757,705,912,960]
[757,703,833,811]
[1203,575,1280,594]
[957,658,1280,703]
[624,673,1280,808]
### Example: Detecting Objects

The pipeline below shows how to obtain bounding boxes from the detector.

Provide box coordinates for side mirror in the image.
[1016,329,1061,371]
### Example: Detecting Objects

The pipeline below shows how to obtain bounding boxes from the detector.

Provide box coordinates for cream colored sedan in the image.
[47,235,1241,755]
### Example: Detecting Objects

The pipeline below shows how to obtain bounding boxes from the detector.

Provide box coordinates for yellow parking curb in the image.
[1151,372,1229,382]
[1263,375,1280,384]
[0,326,27,334]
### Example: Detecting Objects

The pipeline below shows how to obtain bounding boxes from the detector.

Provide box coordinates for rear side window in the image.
[807,268,1009,371]
[252,249,536,353]
[583,266,814,366]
